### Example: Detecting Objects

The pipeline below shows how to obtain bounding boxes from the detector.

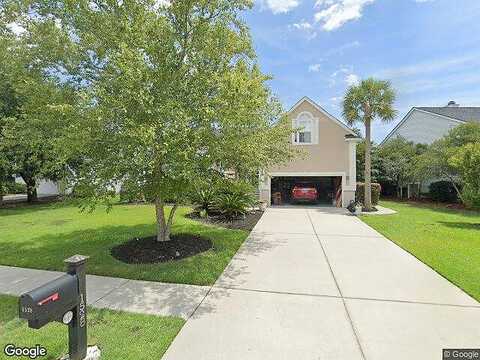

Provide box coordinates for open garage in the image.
[270,176,342,206]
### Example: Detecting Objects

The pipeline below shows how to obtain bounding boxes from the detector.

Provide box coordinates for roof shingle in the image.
[416,107,480,123]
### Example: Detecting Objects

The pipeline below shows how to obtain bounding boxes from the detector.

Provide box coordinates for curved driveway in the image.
[163,207,480,360]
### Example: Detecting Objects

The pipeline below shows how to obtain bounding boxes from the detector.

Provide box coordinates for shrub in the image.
[211,180,257,219]
[191,179,257,219]
[190,187,217,214]
[356,183,381,206]
[429,181,459,203]
[5,182,27,194]
[212,192,256,220]
[461,185,480,210]
[378,180,396,197]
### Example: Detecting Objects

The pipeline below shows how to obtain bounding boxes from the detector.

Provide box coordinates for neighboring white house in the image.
[382,101,480,145]
[15,177,62,196]
[258,97,361,207]
[381,101,480,194]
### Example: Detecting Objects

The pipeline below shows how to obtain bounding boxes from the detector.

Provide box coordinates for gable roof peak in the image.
[288,96,356,136]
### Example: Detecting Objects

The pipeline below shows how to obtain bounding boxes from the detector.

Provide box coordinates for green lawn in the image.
[0,295,184,360]
[361,200,480,302]
[0,201,248,285]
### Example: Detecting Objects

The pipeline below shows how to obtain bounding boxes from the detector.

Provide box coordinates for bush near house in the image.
[192,179,257,219]
[429,181,460,203]
[4,181,27,194]
[356,183,381,206]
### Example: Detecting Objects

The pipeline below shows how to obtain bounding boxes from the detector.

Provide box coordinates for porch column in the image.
[344,136,362,206]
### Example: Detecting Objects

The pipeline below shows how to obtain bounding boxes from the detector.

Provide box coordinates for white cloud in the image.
[376,54,478,79]
[291,20,318,39]
[314,0,375,31]
[325,40,361,56]
[330,65,360,87]
[259,0,301,14]
[292,21,312,30]
[308,63,322,72]
[345,73,360,86]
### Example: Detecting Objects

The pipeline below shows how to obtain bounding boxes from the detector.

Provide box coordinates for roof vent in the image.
[447,101,459,107]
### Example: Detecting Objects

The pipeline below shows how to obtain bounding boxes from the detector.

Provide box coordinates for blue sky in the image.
[244,0,480,142]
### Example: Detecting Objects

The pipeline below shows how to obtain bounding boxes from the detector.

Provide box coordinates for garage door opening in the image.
[271,176,342,206]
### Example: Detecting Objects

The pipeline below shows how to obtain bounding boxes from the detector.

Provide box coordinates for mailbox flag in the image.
[38,292,60,306]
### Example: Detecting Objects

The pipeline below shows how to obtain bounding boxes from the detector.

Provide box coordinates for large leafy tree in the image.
[343,78,396,210]
[26,0,294,241]
[416,123,480,206]
[449,142,480,209]
[0,6,78,202]
[0,68,14,203]
[378,137,426,198]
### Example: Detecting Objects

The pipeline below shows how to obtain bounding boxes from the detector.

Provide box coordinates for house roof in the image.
[380,106,480,145]
[416,107,480,123]
[288,96,357,136]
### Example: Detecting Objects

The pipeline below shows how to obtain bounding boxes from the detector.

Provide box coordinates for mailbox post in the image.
[65,255,88,360]
[19,255,90,360]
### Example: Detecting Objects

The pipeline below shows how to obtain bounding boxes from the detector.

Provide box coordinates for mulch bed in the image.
[187,210,264,231]
[111,233,213,264]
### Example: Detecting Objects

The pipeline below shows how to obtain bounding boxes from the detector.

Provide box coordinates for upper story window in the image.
[293,112,317,145]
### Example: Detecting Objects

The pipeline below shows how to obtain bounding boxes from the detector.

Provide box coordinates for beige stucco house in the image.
[259,97,361,207]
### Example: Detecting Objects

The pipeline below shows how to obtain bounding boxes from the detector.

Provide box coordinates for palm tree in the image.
[343,78,396,211]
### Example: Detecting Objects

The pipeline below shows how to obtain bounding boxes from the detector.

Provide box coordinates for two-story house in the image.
[258,97,361,207]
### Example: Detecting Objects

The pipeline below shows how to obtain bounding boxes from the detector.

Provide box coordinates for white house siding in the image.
[15,177,61,195]
[391,109,462,145]
[384,109,465,196]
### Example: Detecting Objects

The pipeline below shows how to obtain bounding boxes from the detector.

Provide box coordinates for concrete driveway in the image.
[163,207,480,360]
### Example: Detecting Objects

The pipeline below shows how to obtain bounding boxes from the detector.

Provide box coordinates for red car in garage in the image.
[291,182,318,203]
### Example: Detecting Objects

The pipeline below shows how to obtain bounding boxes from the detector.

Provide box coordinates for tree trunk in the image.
[155,196,179,242]
[364,118,373,211]
[24,178,37,203]
[443,173,465,204]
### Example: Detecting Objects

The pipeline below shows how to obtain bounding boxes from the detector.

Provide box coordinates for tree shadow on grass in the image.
[437,221,480,230]
[387,200,480,218]
[0,201,67,217]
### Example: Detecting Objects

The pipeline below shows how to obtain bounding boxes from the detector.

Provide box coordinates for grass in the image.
[0,295,184,360]
[0,201,248,285]
[360,200,480,302]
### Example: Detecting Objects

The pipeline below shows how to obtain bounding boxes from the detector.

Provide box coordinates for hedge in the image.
[356,183,381,206]
[429,181,459,203]
[5,182,27,194]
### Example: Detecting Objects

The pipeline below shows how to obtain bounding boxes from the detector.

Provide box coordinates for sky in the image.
[243,0,480,142]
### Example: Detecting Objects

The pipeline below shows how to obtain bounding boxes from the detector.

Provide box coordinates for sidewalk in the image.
[0,265,210,319]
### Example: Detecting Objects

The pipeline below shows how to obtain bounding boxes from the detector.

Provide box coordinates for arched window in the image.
[293,112,317,144]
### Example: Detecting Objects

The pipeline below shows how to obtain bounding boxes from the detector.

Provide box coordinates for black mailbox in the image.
[18,255,89,360]
[19,274,79,329]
